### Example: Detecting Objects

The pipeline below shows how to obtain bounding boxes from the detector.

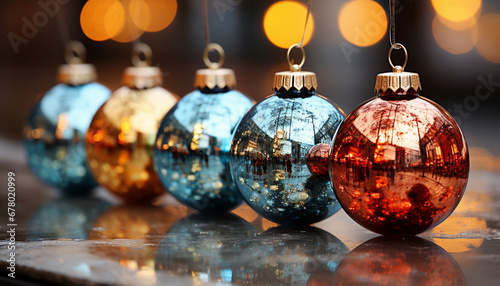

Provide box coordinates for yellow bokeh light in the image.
[431,0,482,23]
[112,0,144,43]
[437,8,480,31]
[80,0,125,41]
[338,0,387,47]
[263,1,315,49]
[476,13,500,64]
[432,15,478,55]
[130,0,177,32]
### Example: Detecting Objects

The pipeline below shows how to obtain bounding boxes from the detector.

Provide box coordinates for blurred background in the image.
[1,0,499,166]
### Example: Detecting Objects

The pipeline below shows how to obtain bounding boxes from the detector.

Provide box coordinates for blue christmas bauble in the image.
[230,70,344,225]
[154,72,253,212]
[23,82,110,194]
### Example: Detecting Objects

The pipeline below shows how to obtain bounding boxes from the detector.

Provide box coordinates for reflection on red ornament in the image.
[329,88,469,236]
[306,143,331,178]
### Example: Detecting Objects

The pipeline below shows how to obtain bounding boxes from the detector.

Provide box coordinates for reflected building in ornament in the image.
[230,63,345,226]
[329,65,469,236]
[154,45,254,213]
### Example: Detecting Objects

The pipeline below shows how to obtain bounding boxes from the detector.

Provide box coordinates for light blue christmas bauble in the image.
[24,82,110,194]
[154,81,253,213]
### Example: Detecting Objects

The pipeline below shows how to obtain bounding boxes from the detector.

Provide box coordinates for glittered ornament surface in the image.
[231,90,345,226]
[154,89,253,212]
[329,88,469,236]
[86,86,178,203]
[24,82,110,194]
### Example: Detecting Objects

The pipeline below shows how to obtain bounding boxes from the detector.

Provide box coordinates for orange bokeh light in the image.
[111,0,144,43]
[432,15,478,55]
[338,0,387,47]
[263,1,315,49]
[431,0,482,23]
[476,13,500,63]
[130,0,177,32]
[81,0,177,43]
[80,0,125,41]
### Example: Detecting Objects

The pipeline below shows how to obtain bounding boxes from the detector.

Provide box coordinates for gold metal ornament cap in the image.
[57,41,97,85]
[194,43,236,90]
[273,44,318,91]
[274,71,318,91]
[374,44,422,93]
[194,68,236,90]
[123,43,163,89]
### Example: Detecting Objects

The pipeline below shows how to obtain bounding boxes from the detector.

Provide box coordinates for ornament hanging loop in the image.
[388,43,407,72]
[132,43,153,67]
[65,41,85,65]
[203,43,225,69]
[287,44,305,72]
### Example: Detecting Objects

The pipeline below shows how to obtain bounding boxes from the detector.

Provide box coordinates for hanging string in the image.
[56,4,70,46]
[389,0,399,49]
[298,0,313,47]
[202,0,211,46]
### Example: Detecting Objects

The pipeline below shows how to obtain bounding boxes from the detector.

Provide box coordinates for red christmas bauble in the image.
[329,69,469,236]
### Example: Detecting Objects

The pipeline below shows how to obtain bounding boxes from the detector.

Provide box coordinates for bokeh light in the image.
[338,0,387,47]
[476,13,500,63]
[263,1,315,49]
[432,15,478,55]
[111,0,144,43]
[80,0,125,41]
[437,9,480,31]
[130,0,177,32]
[81,0,177,43]
[431,0,482,23]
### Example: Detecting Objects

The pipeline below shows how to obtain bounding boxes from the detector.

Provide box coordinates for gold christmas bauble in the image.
[85,43,178,203]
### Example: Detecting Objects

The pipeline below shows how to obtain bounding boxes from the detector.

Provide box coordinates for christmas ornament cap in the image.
[123,43,162,89]
[57,41,97,86]
[374,44,421,93]
[194,43,236,90]
[273,44,318,91]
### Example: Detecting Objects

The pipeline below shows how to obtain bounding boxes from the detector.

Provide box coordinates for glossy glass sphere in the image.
[329,90,469,236]
[85,86,178,203]
[23,83,110,194]
[230,89,345,225]
[153,89,253,213]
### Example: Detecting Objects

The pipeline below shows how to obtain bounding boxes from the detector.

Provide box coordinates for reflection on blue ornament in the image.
[23,83,110,194]
[28,197,111,240]
[230,92,345,225]
[153,89,253,213]
[233,227,349,285]
[155,213,258,284]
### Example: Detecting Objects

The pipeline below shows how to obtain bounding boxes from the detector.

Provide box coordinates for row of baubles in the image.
[23,41,341,223]
[24,41,470,236]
